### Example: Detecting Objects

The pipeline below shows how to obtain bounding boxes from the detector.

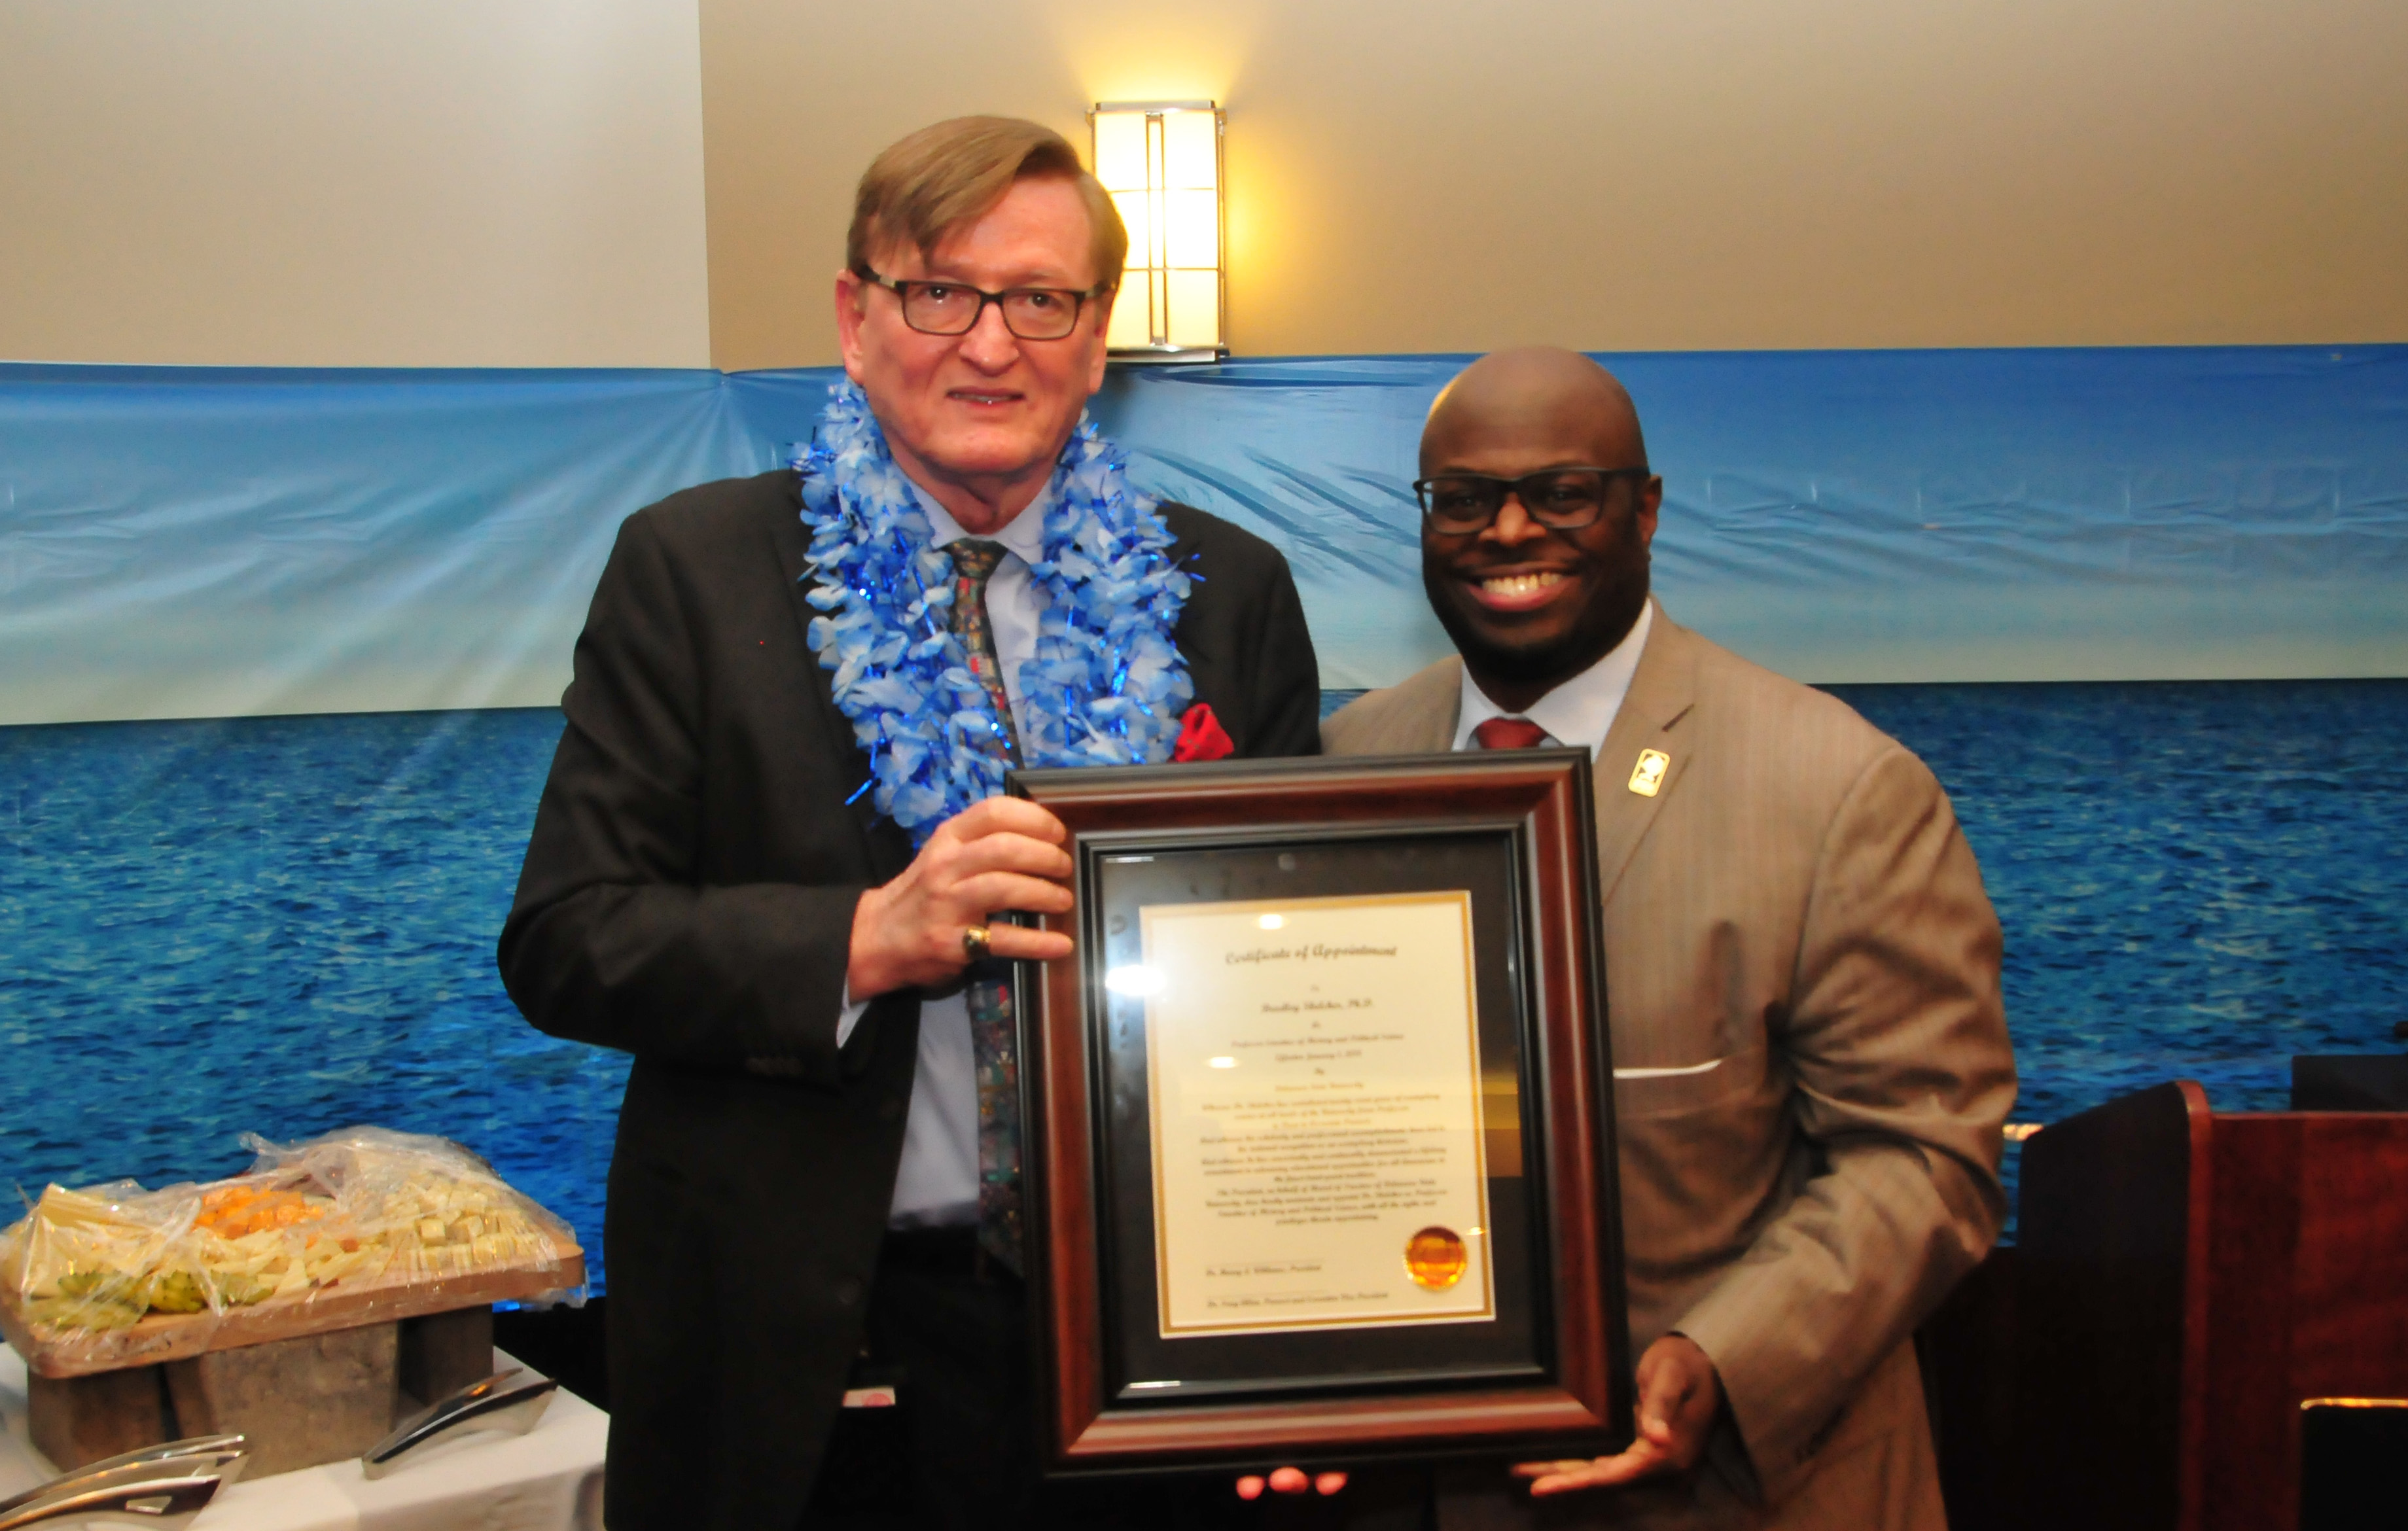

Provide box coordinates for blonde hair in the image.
[847,116,1127,291]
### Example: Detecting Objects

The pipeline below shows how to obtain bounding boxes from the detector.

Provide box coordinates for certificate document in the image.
[1137,891,1495,1337]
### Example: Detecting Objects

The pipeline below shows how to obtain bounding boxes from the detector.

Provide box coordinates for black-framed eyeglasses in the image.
[855,267,1108,341]
[1412,466,1654,535]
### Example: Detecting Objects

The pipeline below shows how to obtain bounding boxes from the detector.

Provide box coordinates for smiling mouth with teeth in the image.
[1476,572,1568,603]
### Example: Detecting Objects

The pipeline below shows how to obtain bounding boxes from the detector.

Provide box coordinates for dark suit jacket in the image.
[499,468,1321,1531]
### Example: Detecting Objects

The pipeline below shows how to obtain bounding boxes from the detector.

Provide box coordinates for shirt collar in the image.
[1452,599,1656,756]
[910,478,1051,566]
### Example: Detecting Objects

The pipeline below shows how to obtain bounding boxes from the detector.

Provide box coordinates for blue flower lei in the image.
[797,381,1194,845]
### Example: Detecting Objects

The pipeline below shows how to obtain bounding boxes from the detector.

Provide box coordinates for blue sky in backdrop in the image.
[3,346,2403,724]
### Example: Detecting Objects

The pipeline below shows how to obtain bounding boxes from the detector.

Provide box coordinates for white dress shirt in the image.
[1451,599,1654,756]
[835,482,1054,1227]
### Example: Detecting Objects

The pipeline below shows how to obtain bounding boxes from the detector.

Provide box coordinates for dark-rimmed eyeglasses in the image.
[1412,467,1654,535]
[854,268,1108,341]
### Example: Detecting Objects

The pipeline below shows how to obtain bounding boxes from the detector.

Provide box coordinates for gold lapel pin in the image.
[1627,748,1670,797]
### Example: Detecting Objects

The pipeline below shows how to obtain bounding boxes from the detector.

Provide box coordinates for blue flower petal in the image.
[794,381,1192,845]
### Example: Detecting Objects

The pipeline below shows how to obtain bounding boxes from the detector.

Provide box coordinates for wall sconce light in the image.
[1091,100,1225,364]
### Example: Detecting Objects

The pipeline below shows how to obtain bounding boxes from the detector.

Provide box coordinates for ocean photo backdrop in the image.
[7,681,2405,1283]
[4,348,2405,1284]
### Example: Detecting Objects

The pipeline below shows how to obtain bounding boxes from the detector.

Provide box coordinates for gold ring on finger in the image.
[962,923,992,960]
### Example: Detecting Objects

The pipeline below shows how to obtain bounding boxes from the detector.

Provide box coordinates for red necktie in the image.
[1473,716,1549,750]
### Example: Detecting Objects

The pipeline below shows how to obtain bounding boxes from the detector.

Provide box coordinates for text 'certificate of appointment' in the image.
[1139,892,1495,1337]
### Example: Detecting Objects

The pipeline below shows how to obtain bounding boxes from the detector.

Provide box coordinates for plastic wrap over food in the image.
[0,1127,582,1376]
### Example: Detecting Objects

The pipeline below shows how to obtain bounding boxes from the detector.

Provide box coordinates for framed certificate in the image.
[1007,750,1631,1474]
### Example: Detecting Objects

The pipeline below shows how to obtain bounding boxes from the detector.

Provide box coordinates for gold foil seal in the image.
[1404,1226,1468,1290]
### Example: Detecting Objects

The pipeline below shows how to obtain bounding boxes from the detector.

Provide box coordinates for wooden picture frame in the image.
[1007,750,1632,1474]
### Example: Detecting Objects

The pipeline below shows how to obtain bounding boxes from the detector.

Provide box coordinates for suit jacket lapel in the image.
[1400,657,1464,754]
[1591,603,1699,903]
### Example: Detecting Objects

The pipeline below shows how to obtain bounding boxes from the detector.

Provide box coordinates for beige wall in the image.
[701,0,2408,370]
[0,0,712,368]
[8,0,2400,371]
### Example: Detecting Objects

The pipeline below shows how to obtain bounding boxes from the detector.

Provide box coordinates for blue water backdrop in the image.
[1831,680,2408,1123]
[5,681,2405,1282]
[0,711,625,1283]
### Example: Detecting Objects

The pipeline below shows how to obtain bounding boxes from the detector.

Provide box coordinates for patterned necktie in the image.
[946,539,1024,1271]
[1473,716,1550,750]
[946,540,1022,766]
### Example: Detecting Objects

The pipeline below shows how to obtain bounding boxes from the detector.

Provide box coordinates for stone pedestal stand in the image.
[28,1307,493,1476]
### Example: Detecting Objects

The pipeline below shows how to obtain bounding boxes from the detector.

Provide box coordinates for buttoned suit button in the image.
[834,1275,864,1307]
[878,1095,904,1121]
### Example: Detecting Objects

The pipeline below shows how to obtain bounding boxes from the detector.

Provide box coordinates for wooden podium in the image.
[2014,1080,2408,1531]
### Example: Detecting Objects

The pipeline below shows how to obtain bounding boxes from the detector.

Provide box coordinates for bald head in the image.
[1415,347,1662,713]
[1421,347,1647,478]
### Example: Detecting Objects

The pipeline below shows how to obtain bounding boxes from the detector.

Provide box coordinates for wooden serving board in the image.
[0,1248,583,1379]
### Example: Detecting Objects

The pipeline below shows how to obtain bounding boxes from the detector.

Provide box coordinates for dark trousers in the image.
[800,1228,1431,1531]
[800,1227,1018,1527]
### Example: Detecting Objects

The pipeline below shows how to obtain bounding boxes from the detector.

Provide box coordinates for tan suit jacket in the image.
[1324,605,2015,1530]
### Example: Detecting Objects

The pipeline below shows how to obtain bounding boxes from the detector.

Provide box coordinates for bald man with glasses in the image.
[1324,348,2016,1531]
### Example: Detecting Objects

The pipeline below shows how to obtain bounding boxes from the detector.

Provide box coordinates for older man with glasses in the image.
[500,116,1322,1531]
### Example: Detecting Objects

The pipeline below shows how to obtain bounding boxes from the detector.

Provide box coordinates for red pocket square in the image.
[1172,703,1235,762]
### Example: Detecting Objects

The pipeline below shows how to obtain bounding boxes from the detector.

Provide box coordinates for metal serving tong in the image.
[360,1367,556,1481]
[0,1435,249,1530]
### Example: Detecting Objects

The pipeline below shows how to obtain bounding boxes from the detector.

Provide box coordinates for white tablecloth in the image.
[1,1343,606,1530]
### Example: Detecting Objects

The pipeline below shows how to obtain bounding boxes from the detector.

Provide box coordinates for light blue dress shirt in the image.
[834,482,1053,1228]
[1449,599,1653,757]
